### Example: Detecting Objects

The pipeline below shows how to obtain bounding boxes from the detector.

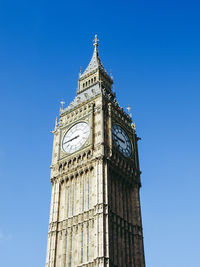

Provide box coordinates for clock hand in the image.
[64,135,79,144]
[113,134,125,144]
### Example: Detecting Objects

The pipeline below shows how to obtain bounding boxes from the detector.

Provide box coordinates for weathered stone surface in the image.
[45,36,145,267]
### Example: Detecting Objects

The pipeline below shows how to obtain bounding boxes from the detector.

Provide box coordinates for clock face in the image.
[62,122,90,154]
[112,124,132,157]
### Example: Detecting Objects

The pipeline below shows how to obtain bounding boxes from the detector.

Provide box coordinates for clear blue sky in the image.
[0,0,199,266]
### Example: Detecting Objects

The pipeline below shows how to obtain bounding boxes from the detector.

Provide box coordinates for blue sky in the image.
[0,0,200,266]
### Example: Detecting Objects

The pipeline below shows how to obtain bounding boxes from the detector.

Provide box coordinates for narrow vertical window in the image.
[72,185,75,216]
[81,228,84,263]
[88,177,90,210]
[82,179,85,211]
[69,233,73,267]
[87,227,89,262]
[67,187,70,217]
[65,235,68,267]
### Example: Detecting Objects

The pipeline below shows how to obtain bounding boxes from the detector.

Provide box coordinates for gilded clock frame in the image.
[111,120,134,159]
[58,114,93,160]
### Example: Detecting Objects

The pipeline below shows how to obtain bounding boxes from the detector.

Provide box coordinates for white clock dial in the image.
[112,124,132,157]
[62,122,90,154]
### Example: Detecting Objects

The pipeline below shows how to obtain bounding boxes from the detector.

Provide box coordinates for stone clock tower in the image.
[45,35,145,267]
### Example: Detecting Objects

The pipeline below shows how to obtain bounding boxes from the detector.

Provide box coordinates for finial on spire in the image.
[93,34,99,49]
[127,105,132,118]
[60,99,65,111]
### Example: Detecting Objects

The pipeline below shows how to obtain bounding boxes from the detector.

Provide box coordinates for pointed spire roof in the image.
[80,35,110,79]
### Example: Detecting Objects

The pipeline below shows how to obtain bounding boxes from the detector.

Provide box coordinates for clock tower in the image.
[45,35,145,267]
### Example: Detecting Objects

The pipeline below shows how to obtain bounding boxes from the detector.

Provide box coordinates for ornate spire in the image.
[80,34,109,78]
